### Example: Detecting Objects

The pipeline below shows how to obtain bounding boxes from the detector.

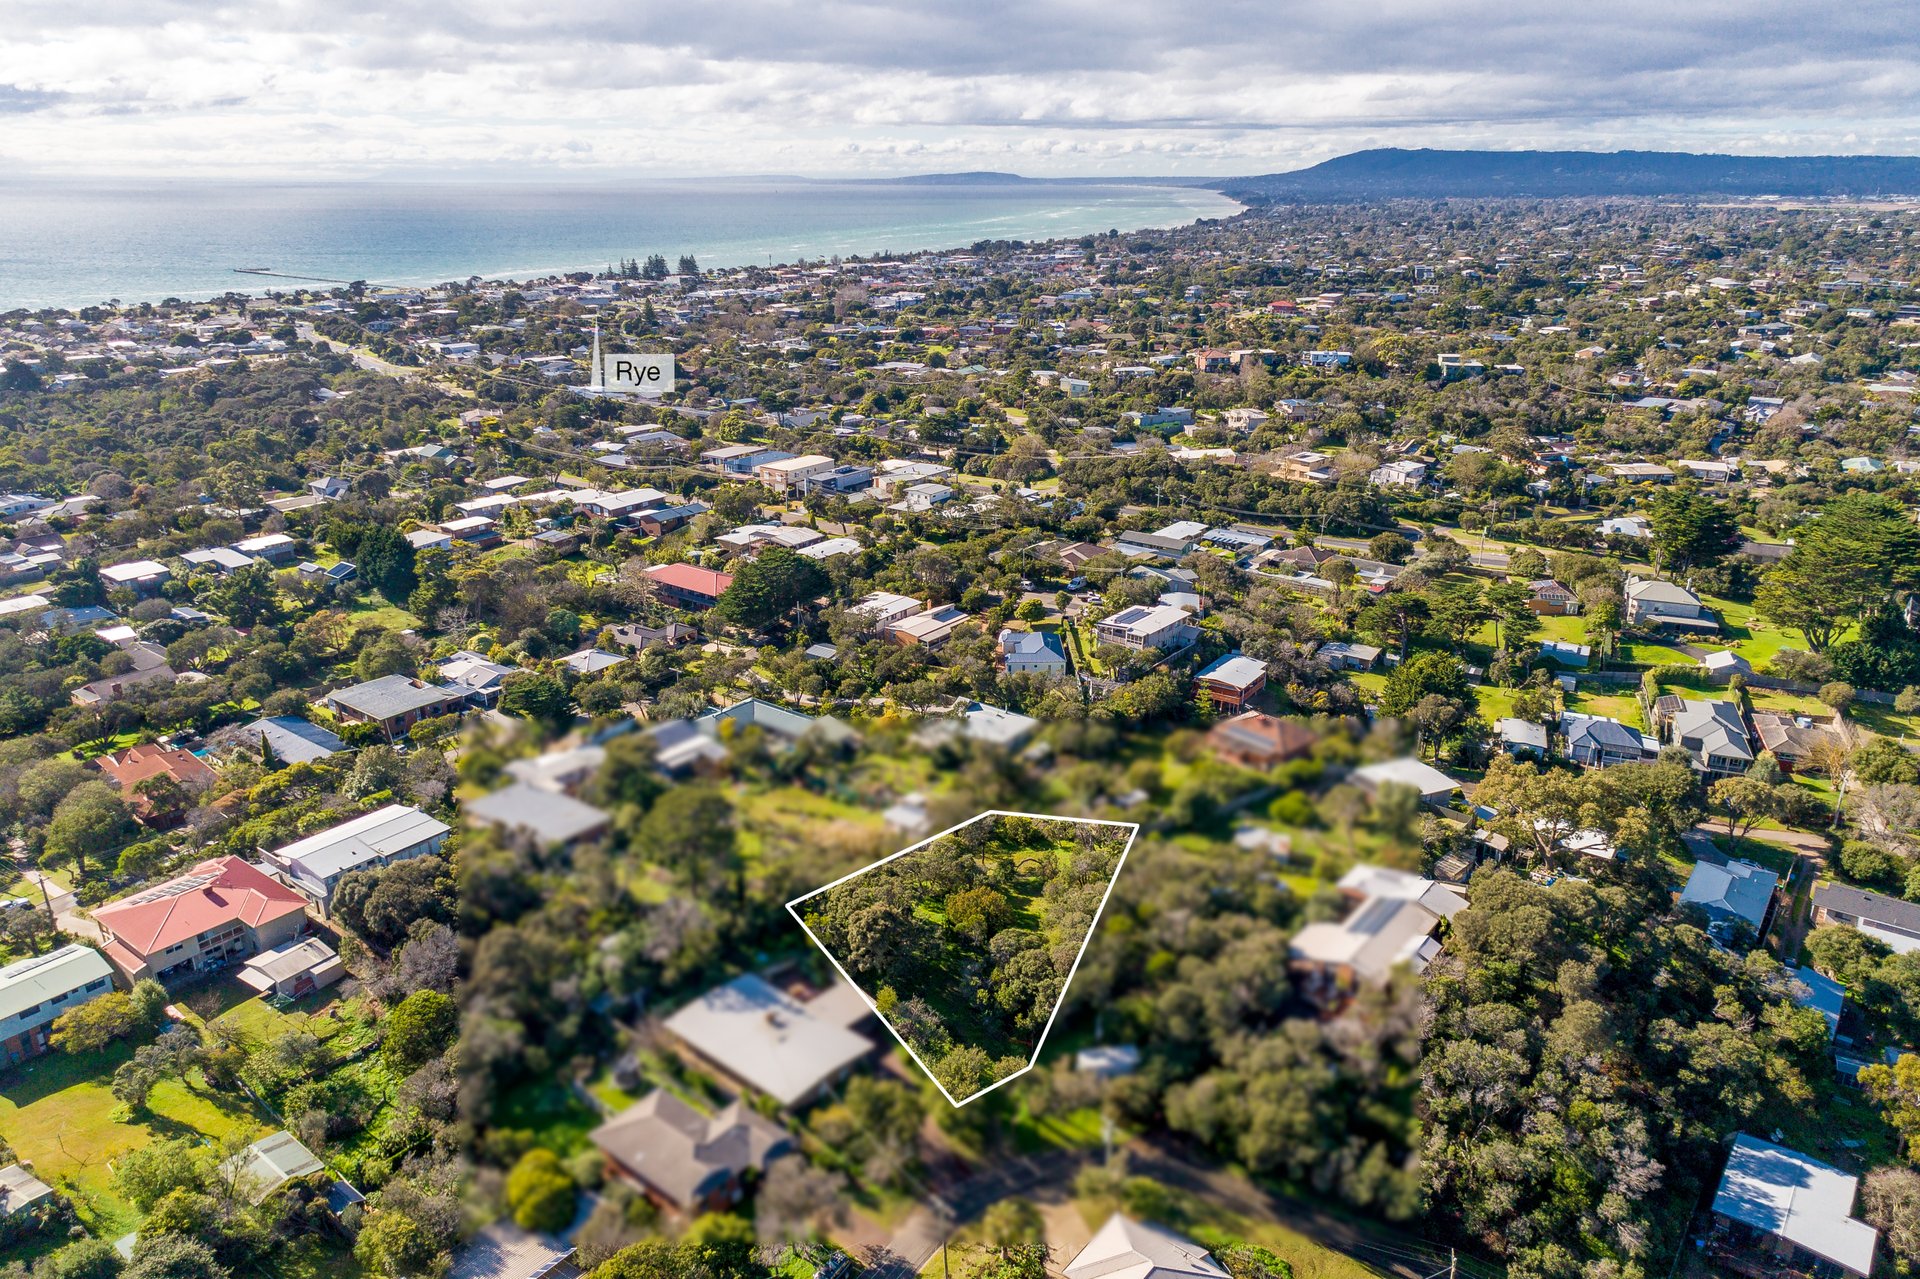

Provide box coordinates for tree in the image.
[713,547,827,631]
[51,990,140,1053]
[506,1149,577,1233]
[753,1155,846,1247]
[333,856,455,948]
[1708,775,1779,840]
[980,1199,1044,1251]
[1379,651,1470,717]
[383,989,458,1073]
[635,786,739,894]
[44,781,135,882]
[1217,1243,1295,1279]
[43,1238,123,1279]
[114,1137,207,1211]
[1756,493,1920,651]
[1862,1167,1920,1265]
[1367,532,1413,564]
[1818,681,1857,718]
[945,886,1014,945]
[1861,1053,1920,1158]
[354,1209,443,1278]
[1646,488,1742,576]
[124,1236,228,1279]
[498,672,572,728]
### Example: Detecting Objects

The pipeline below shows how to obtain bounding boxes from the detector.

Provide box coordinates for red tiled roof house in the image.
[92,856,310,986]
[645,563,734,611]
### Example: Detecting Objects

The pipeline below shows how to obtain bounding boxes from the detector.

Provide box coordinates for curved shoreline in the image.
[1,182,1246,312]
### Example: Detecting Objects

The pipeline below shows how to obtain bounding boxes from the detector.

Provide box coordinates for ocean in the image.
[0,178,1241,311]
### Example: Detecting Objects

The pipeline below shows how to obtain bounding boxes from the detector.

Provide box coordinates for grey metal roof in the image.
[325,674,463,721]
[467,783,609,846]
[1680,859,1777,928]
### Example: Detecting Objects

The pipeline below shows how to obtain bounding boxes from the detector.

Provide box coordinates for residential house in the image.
[1525,579,1580,615]
[1318,640,1383,671]
[998,629,1068,677]
[591,1091,794,1215]
[0,1166,56,1219]
[752,454,835,493]
[1679,859,1778,943]
[1352,758,1460,804]
[324,675,467,740]
[1661,698,1754,774]
[1811,884,1920,954]
[1561,712,1651,768]
[1194,653,1267,710]
[71,642,175,705]
[607,621,698,652]
[99,559,171,595]
[1370,458,1428,488]
[1207,711,1317,769]
[92,856,310,985]
[1063,1214,1231,1279]
[238,716,346,764]
[0,944,117,1063]
[234,533,298,564]
[559,648,625,677]
[1625,577,1720,631]
[1751,709,1843,773]
[886,605,968,647]
[644,563,734,610]
[1289,866,1467,1004]
[224,1131,330,1206]
[1276,450,1335,484]
[237,938,346,1001]
[695,698,860,754]
[661,974,877,1108]
[701,444,785,474]
[95,744,217,821]
[795,464,874,495]
[913,702,1040,753]
[445,1222,578,1279]
[1708,1134,1877,1278]
[1494,718,1549,758]
[851,591,926,629]
[262,803,453,914]
[1092,604,1194,651]
[466,783,610,848]
[440,650,518,706]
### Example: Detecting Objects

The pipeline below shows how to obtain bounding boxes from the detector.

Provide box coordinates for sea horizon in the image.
[0,177,1243,312]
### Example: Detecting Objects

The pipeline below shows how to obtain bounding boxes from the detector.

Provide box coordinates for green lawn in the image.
[491,1077,602,1157]
[0,1043,271,1238]
[1566,689,1645,730]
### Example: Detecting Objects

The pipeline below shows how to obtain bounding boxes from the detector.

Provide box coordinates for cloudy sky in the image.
[6,0,1919,179]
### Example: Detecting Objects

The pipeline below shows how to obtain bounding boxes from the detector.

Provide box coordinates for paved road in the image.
[294,322,429,380]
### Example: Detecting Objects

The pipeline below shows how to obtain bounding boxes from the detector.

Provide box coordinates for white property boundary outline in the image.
[784,809,1140,1108]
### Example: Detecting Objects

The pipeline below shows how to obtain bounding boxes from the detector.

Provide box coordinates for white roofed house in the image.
[1624,576,1720,632]
[849,591,924,629]
[1707,1134,1877,1277]
[1288,866,1467,1007]
[1093,603,1195,651]
[661,973,876,1109]
[752,453,835,493]
[0,944,117,1064]
[99,559,171,596]
[261,803,453,914]
[1064,1214,1231,1279]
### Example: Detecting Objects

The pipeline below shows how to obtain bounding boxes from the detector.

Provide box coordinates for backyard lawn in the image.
[0,1042,271,1239]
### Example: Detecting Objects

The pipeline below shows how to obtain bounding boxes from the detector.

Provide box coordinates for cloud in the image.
[2,0,1917,176]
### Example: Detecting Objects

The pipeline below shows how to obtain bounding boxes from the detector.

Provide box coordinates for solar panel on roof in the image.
[116,870,221,907]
